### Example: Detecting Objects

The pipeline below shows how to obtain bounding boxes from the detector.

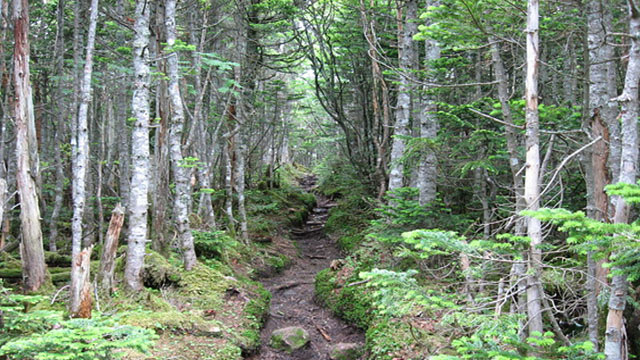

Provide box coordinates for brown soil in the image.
[247,176,364,359]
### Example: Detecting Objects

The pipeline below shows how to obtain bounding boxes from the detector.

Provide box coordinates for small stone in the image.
[195,323,223,337]
[269,326,310,353]
[329,342,363,360]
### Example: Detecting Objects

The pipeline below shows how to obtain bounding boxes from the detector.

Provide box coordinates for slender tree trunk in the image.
[388,0,417,193]
[524,0,544,338]
[14,0,47,293]
[604,3,640,359]
[417,0,440,206]
[235,130,248,242]
[165,0,196,270]
[48,0,67,252]
[0,178,5,250]
[360,0,391,199]
[70,0,98,318]
[124,0,151,291]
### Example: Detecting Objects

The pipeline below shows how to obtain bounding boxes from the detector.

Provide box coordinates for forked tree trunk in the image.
[13,0,47,293]
[523,0,544,338]
[70,0,98,318]
[124,0,151,291]
[165,0,196,270]
[100,204,125,293]
[604,2,640,359]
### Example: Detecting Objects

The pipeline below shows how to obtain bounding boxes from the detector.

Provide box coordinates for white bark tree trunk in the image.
[417,0,440,206]
[524,0,544,338]
[388,0,417,193]
[70,0,98,318]
[13,0,47,293]
[165,0,197,270]
[124,0,151,291]
[604,3,640,359]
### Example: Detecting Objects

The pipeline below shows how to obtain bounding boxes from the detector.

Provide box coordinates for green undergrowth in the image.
[0,167,316,360]
[316,179,604,359]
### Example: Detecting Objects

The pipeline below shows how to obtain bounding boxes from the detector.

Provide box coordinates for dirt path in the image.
[246,177,364,359]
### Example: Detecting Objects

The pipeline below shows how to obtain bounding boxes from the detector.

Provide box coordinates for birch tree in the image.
[604,2,640,358]
[523,0,544,337]
[124,0,152,291]
[388,0,417,193]
[165,0,196,270]
[14,0,47,292]
[416,0,439,206]
[70,0,99,318]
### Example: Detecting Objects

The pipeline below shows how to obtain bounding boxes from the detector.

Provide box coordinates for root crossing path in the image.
[247,177,364,359]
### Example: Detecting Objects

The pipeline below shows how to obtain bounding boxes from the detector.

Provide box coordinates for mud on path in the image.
[247,176,364,359]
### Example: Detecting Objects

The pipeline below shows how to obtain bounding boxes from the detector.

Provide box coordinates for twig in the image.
[314,322,332,342]
[346,279,369,287]
[539,136,601,198]
[51,285,70,305]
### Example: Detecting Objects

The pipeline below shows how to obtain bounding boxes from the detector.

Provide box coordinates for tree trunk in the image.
[604,3,640,359]
[14,0,47,293]
[585,1,616,349]
[124,0,152,291]
[47,0,67,252]
[388,0,417,193]
[0,178,5,250]
[70,0,98,318]
[100,204,125,293]
[524,0,544,338]
[70,246,93,318]
[417,0,440,206]
[165,0,196,270]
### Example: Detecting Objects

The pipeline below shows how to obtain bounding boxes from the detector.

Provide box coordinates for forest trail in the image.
[247,176,364,359]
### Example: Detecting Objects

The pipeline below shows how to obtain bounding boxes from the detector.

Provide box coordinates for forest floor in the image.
[247,176,364,359]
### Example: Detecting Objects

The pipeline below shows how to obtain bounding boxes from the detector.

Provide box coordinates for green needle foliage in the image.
[0,281,157,360]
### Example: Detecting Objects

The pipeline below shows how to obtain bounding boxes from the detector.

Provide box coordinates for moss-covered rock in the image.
[142,251,182,289]
[269,326,310,353]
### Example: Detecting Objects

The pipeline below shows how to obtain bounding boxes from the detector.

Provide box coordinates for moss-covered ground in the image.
[0,165,316,360]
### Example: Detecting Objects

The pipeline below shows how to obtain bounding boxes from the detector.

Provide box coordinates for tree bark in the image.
[70,246,93,318]
[14,0,47,293]
[70,0,98,317]
[604,2,640,359]
[417,0,440,206]
[388,0,417,193]
[524,0,544,338]
[165,0,196,270]
[47,0,67,252]
[124,0,152,291]
[100,204,125,293]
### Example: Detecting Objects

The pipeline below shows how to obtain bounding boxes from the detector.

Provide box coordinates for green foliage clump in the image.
[193,230,241,261]
[0,282,156,360]
[0,317,156,360]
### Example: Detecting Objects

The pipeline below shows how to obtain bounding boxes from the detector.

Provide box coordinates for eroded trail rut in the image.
[247,177,364,359]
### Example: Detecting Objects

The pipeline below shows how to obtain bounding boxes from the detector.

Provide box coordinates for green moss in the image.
[142,250,182,289]
[266,253,290,273]
[315,268,374,329]
[122,310,201,332]
[178,264,231,309]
